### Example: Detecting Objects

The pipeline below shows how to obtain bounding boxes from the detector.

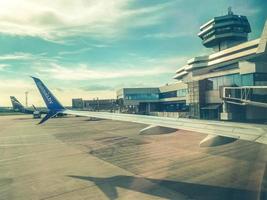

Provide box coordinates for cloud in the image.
[0,54,188,106]
[0,79,36,106]
[0,79,32,89]
[35,55,188,81]
[0,0,174,41]
[55,87,64,92]
[0,64,9,70]
[37,63,174,80]
[58,47,91,55]
[143,32,192,39]
[81,84,114,91]
[0,52,34,61]
[81,82,158,92]
[0,77,115,106]
[0,52,63,65]
[230,2,261,17]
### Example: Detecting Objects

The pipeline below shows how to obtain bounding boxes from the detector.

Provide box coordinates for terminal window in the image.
[125,93,159,100]
[207,73,255,90]
[159,91,177,99]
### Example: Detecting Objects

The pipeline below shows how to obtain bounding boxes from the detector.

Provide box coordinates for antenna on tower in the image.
[228,6,233,15]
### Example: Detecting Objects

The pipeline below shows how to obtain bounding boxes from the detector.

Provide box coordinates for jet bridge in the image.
[222,86,267,108]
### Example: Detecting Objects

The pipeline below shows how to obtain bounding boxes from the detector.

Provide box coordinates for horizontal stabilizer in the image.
[199,134,237,147]
[140,125,177,135]
[32,104,37,111]
[38,111,58,124]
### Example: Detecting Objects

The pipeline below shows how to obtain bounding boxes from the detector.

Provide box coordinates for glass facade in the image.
[159,89,187,99]
[242,74,254,86]
[251,88,267,103]
[159,91,177,99]
[160,101,188,112]
[254,73,267,86]
[206,73,255,90]
[125,93,159,100]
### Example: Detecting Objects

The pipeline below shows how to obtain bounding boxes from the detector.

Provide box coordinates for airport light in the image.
[25,91,29,107]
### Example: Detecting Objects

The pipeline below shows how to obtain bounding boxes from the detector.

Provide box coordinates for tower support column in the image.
[220,101,232,120]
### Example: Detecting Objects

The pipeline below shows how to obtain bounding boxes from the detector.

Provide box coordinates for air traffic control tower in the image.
[198,7,251,52]
[174,8,267,121]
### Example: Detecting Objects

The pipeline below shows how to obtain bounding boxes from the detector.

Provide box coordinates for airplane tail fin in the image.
[31,77,65,124]
[10,96,25,111]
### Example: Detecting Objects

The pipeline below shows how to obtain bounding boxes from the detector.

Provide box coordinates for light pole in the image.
[25,91,29,107]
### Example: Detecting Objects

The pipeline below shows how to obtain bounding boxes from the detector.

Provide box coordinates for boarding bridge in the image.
[222,86,267,108]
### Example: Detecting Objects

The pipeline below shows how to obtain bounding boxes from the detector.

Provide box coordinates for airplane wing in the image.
[31,77,267,146]
[63,110,267,144]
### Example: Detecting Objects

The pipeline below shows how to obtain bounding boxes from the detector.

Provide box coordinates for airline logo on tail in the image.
[38,83,53,104]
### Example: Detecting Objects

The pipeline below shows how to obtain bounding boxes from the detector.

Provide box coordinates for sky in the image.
[0,0,266,106]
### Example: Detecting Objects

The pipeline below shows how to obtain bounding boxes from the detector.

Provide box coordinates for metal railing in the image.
[222,86,267,107]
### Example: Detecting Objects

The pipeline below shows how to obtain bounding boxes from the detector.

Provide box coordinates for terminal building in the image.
[72,98,117,111]
[116,88,159,113]
[117,9,267,122]
[116,85,188,116]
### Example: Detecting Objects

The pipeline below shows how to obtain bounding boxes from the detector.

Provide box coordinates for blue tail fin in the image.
[10,96,25,111]
[31,77,65,124]
[31,77,64,111]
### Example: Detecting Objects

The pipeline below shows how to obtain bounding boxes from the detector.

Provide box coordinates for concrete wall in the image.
[239,61,267,74]
[149,112,189,118]
[239,61,256,74]
[205,90,222,104]
[116,89,124,98]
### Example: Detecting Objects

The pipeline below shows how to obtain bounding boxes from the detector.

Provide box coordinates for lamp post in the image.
[25,91,29,107]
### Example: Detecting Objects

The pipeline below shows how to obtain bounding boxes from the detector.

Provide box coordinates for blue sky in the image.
[0,0,266,106]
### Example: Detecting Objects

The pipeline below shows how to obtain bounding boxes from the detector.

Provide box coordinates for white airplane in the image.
[31,77,267,147]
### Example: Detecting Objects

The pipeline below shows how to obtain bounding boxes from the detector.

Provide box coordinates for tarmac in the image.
[0,115,267,200]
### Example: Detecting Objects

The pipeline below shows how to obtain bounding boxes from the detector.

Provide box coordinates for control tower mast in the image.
[198,7,251,52]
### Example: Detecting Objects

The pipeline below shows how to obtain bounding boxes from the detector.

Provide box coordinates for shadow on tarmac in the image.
[68,175,264,200]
